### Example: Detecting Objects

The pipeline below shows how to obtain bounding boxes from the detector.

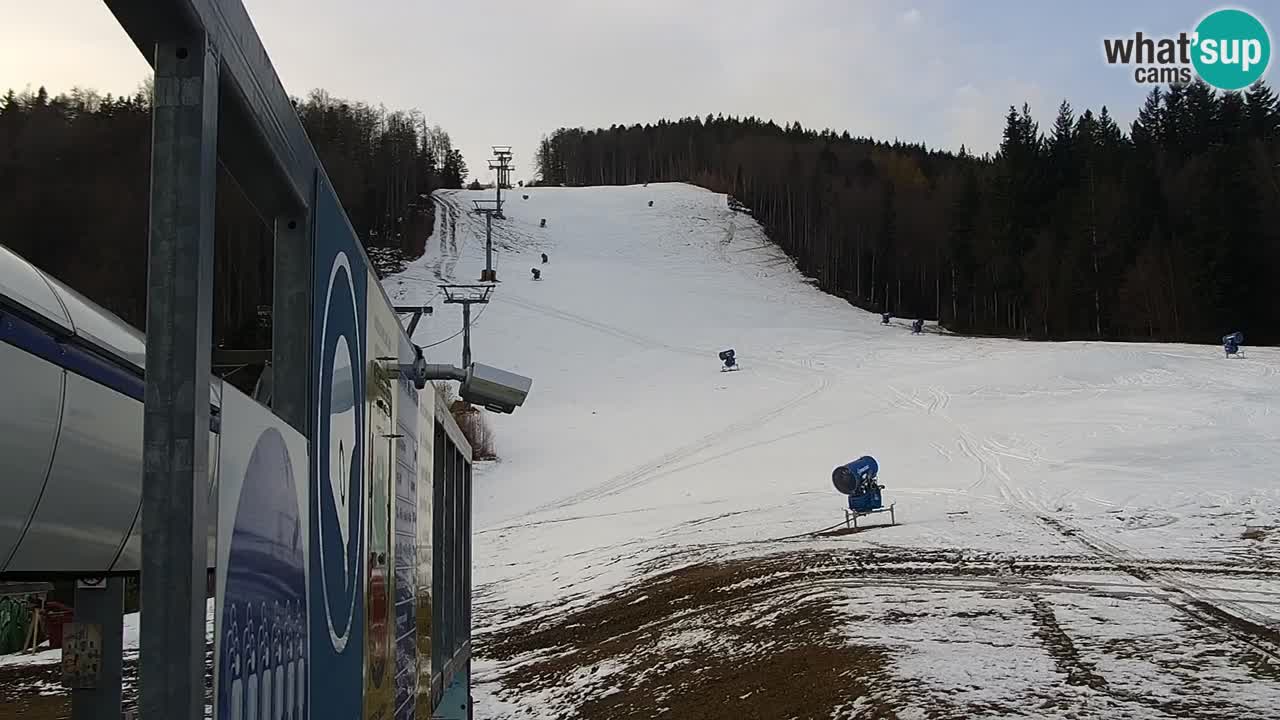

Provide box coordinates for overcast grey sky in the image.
[1,1,1268,183]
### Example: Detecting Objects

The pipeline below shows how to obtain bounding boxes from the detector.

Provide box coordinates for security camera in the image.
[460,362,532,414]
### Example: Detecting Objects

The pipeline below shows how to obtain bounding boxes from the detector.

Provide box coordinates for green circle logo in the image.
[1192,9,1271,90]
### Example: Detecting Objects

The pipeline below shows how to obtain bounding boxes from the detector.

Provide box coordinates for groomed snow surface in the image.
[389,183,1280,719]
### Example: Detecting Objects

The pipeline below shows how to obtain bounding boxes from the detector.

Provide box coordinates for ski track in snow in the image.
[385,183,1280,718]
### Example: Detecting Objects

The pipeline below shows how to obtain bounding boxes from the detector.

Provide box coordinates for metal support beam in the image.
[480,213,496,282]
[272,212,312,431]
[420,364,467,383]
[461,303,472,369]
[393,305,434,338]
[440,285,490,371]
[70,579,125,720]
[140,35,219,720]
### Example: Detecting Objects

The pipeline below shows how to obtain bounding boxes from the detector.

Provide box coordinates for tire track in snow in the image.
[498,292,825,378]
[885,373,1280,660]
[529,369,833,513]
[499,293,839,514]
[1037,514,1280,663]
[434,189,550,260]
[899,371,1280,661]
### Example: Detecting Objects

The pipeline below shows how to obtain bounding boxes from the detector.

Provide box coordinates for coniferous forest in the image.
[536,79,1280,344]
[0,85,466,350]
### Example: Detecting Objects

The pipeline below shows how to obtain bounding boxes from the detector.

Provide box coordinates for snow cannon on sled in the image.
[1223,331,1243,358]
[719,348,739,372]
[832,455,896,528]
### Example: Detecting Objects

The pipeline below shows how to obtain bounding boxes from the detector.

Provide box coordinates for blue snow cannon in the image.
[911,319,924,334]
[832,456,883,512]
[881,313,891,325]
[719,348,738,371]
[1223,331,1243,358]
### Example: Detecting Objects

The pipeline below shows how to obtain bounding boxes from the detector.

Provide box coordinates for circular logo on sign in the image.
[315,252,364,654]
[1193,9,1271,91]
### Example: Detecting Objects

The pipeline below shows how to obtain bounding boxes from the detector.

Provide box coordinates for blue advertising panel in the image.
[309,174,368,720]
[393,333,419,720]
[213,387,310,720]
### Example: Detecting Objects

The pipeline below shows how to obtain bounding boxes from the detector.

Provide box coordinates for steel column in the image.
[139,35,219,720]
[272,212,312,432]
[461,304,472,369]
[484,213,493,277]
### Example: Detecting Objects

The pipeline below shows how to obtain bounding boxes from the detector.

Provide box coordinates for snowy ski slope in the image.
[387,183,1280,718]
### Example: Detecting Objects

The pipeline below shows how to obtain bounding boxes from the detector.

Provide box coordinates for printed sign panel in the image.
[414,387,434,717]
[213,386,310,720]
[62,623,102,689]
[393,332,419,720]
[364,267,398,720]
[309,175,368,720]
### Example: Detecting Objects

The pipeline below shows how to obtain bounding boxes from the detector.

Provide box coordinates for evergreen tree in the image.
[1131,87,1163,149]
[1184,79,1219,151]
[441,148,467,188]
[1245,80,1279,140]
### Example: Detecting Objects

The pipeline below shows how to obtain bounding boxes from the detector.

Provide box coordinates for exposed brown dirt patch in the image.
[1243,526,1272,542]
[479,553,903,718]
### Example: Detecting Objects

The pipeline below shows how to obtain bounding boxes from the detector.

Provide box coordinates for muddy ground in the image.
[0,643,212,720]
[474,543,1280,719]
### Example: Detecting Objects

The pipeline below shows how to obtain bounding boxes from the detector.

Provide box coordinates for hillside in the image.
[386,183,1280,719]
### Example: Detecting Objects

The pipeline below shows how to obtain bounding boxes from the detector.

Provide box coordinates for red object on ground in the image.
[44,601,73,649]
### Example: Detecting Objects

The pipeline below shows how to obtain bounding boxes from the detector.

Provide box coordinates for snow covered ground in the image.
[388,183,1280,719]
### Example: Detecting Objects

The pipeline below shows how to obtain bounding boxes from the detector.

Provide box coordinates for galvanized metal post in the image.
[272,213,312,432]
[484,213,493,277]
[140,35,219,720]
[70,578,125,720]
[461,303,472,369]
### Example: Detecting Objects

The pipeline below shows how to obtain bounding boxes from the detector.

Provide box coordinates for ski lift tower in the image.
[472,199,500,282]
[490,145,513,218]
[441,284,493,369]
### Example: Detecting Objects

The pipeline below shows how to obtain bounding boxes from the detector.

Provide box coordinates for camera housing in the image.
[460,362,532,414]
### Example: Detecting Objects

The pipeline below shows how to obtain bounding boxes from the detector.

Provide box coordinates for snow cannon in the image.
[881,313,891,325]
[540,218,547,227]
[1223,331,1243,357]
[911,319,924,334]
[833,456,883,513]
[719,348,738,372]
[523,194,529,200]
[531,268,541,280]
[541,253,548,264]
[648,200,654,207]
